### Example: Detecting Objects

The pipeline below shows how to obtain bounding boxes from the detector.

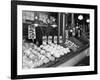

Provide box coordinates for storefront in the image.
[22,11,90,68]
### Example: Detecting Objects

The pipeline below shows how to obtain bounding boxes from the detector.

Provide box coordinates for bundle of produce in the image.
[64,39,79,52]
[22,42,71,68]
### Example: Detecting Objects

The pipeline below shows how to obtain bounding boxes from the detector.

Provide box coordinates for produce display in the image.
[22,11,89,69]
[22,42,70,69]
[64,39,79,52]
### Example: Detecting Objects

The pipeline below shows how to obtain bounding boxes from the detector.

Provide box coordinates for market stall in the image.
[22,11,90,69]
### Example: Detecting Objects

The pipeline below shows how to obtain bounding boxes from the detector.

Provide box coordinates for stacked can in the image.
[72,28,75,36]
[48,36,52,44]
[54,36,57,44]
[42,36,47,45]
[59,36,63,43]
[65,30,69,39]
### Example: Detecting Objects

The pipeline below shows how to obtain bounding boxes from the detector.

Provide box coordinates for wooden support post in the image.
[71,13,75,28]
[62,13,66,44]
[58,13,61,44]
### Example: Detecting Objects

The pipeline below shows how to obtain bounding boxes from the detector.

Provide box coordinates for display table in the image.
[58,48,89,67]
[37,37,89,68]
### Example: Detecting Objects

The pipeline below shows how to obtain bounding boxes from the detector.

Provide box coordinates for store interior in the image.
[22,11,90,68]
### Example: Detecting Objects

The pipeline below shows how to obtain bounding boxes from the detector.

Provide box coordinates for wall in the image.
[0,0,99,80]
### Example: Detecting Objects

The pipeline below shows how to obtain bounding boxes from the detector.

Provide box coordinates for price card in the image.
[28,25,36,40]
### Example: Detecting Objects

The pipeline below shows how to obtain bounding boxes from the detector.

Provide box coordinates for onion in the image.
[40,50,45,55]
[43,57,49,64]
[49,56,55,61]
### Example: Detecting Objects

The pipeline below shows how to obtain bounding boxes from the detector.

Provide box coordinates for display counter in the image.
[36,37,89,68]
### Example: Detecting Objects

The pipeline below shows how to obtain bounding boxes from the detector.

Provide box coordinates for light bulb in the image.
[51,24,57,28]
[86,19,90,23]
[34,23,39,27]
[35,16,38,19]
[78,15,83,20]
[70,29,73,32]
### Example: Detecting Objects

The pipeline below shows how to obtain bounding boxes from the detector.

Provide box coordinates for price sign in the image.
[28,25,36,40]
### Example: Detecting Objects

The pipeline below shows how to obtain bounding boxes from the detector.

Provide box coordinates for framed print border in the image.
[11,0,98,79]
